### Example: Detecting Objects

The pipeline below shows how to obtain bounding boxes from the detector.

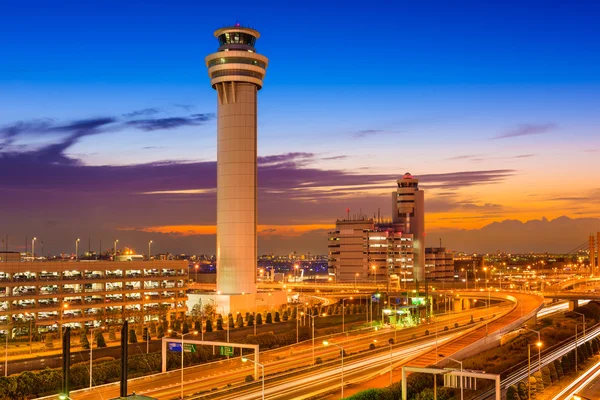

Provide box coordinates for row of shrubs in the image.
[506,336,600,400]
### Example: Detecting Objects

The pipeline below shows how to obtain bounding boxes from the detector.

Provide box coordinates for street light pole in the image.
[32,237,36,260]
[148,240,153,260]
[341,298,351,333]
[75,238,80,261]
[523,326,542,373]
[170,330,198,400]
[440,355,463,400]
[324,340,344,399]
[113,239,118,261]
[308,313,317,365]
[241,357,265,400]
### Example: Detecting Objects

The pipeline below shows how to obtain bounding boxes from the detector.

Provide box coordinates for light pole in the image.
[31,237,36,260]
[341,297,352,333]
[324,340,344,399]
[461,268,468,289]
[296,304,300,343]
[374,339,393,384]
[113,239,119,260]
[75,238,80,261]
[528,341,542,399]
[148,240,153,260]
[307,312,325,365]
[194,264,199,282]
[354,273,359,290]
[573,311,586,373]
[439,354,463,400]
[168,330,198,400]
[573,311,586,341]
[144,295,150,353]
[483,267,488,289]
[523,326,542,372]
[89,326,105,389]
[241,357,265,400]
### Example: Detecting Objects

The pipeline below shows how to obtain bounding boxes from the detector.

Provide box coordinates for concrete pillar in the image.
[453,299,462,312]
[569,299,579,311]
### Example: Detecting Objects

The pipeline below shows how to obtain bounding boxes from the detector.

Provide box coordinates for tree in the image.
[143,327,151,342]
[506,385,519,400]
[517,380,527,399]
[266,313,273,324]
[228,314,234,329]
[548,362,558,383]
[108,326,117,341]
[216,316,224,330]
[44,334,54,349]
[206,319,213,332]
[592,337,600,354]
[182,321,190,334]
[129,328,138,343]
[554,359,564,379]
[247,314,255,327]
[80,330,90,350]
[291,307,297,320]
[533,371,544,392]
[561,355,572,374]
[528,376,537,399]
[236,313,244,328]
[282,310,289,321]
[157,325,164,338]
[95,331,107,348]
[194,320,201,332]
[541,366,551,387]
[256,313,263,325]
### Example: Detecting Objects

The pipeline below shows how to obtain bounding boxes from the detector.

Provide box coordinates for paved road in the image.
[62,305,508,400]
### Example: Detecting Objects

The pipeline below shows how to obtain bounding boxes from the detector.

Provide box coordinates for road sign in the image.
[184,343,196,353]
[168,342,182,352]
[219,346,234,356]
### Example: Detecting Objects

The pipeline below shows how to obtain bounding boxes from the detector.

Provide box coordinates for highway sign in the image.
[184,343,196,353]
[219,346,234,356]
[168,342,182,352]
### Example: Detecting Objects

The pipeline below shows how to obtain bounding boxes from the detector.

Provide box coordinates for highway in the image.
[471,324,600,400]
[57,303,510,400]
[552,358,600,400]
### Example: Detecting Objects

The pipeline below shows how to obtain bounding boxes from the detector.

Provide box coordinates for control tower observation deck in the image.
[205,25,268,295]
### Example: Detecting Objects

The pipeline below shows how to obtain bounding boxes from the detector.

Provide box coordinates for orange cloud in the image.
[118,224,333,237]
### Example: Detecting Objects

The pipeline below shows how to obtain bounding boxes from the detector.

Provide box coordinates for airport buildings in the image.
[0,260,188,334]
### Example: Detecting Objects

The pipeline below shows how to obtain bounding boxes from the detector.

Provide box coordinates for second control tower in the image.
[206,25,268,295]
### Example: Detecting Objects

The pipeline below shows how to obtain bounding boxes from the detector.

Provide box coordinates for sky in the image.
[0,0,599,255]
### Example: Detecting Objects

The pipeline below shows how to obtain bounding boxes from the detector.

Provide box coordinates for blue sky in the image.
[0,0,599,254]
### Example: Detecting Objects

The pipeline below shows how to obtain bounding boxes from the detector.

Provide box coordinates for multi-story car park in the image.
[0,260,188,334]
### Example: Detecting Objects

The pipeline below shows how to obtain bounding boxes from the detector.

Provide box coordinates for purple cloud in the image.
[493,123,557,139]
[353,129,383,138]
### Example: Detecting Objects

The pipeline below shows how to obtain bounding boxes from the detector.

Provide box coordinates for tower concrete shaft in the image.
[206,26,268,295]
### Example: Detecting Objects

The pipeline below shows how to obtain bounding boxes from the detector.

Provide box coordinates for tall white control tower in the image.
[206,25,268,295]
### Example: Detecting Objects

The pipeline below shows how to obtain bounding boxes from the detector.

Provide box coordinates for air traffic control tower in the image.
[206,25,268,298]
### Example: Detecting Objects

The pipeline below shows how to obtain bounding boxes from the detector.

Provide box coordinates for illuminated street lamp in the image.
[439,353,463,400]
[324,340,345,399]
[113,239,119,260]
[75,238,80,261]
[194,264,199,282]
[31,237,37,260]
[374,339,393,384]
[148,240,153,260]
[354,272,359,290]
[528,341,543,399]
[241,357,265,400]
[168,329,198,400]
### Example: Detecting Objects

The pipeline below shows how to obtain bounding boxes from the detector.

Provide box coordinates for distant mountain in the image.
[428,216,600,254]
